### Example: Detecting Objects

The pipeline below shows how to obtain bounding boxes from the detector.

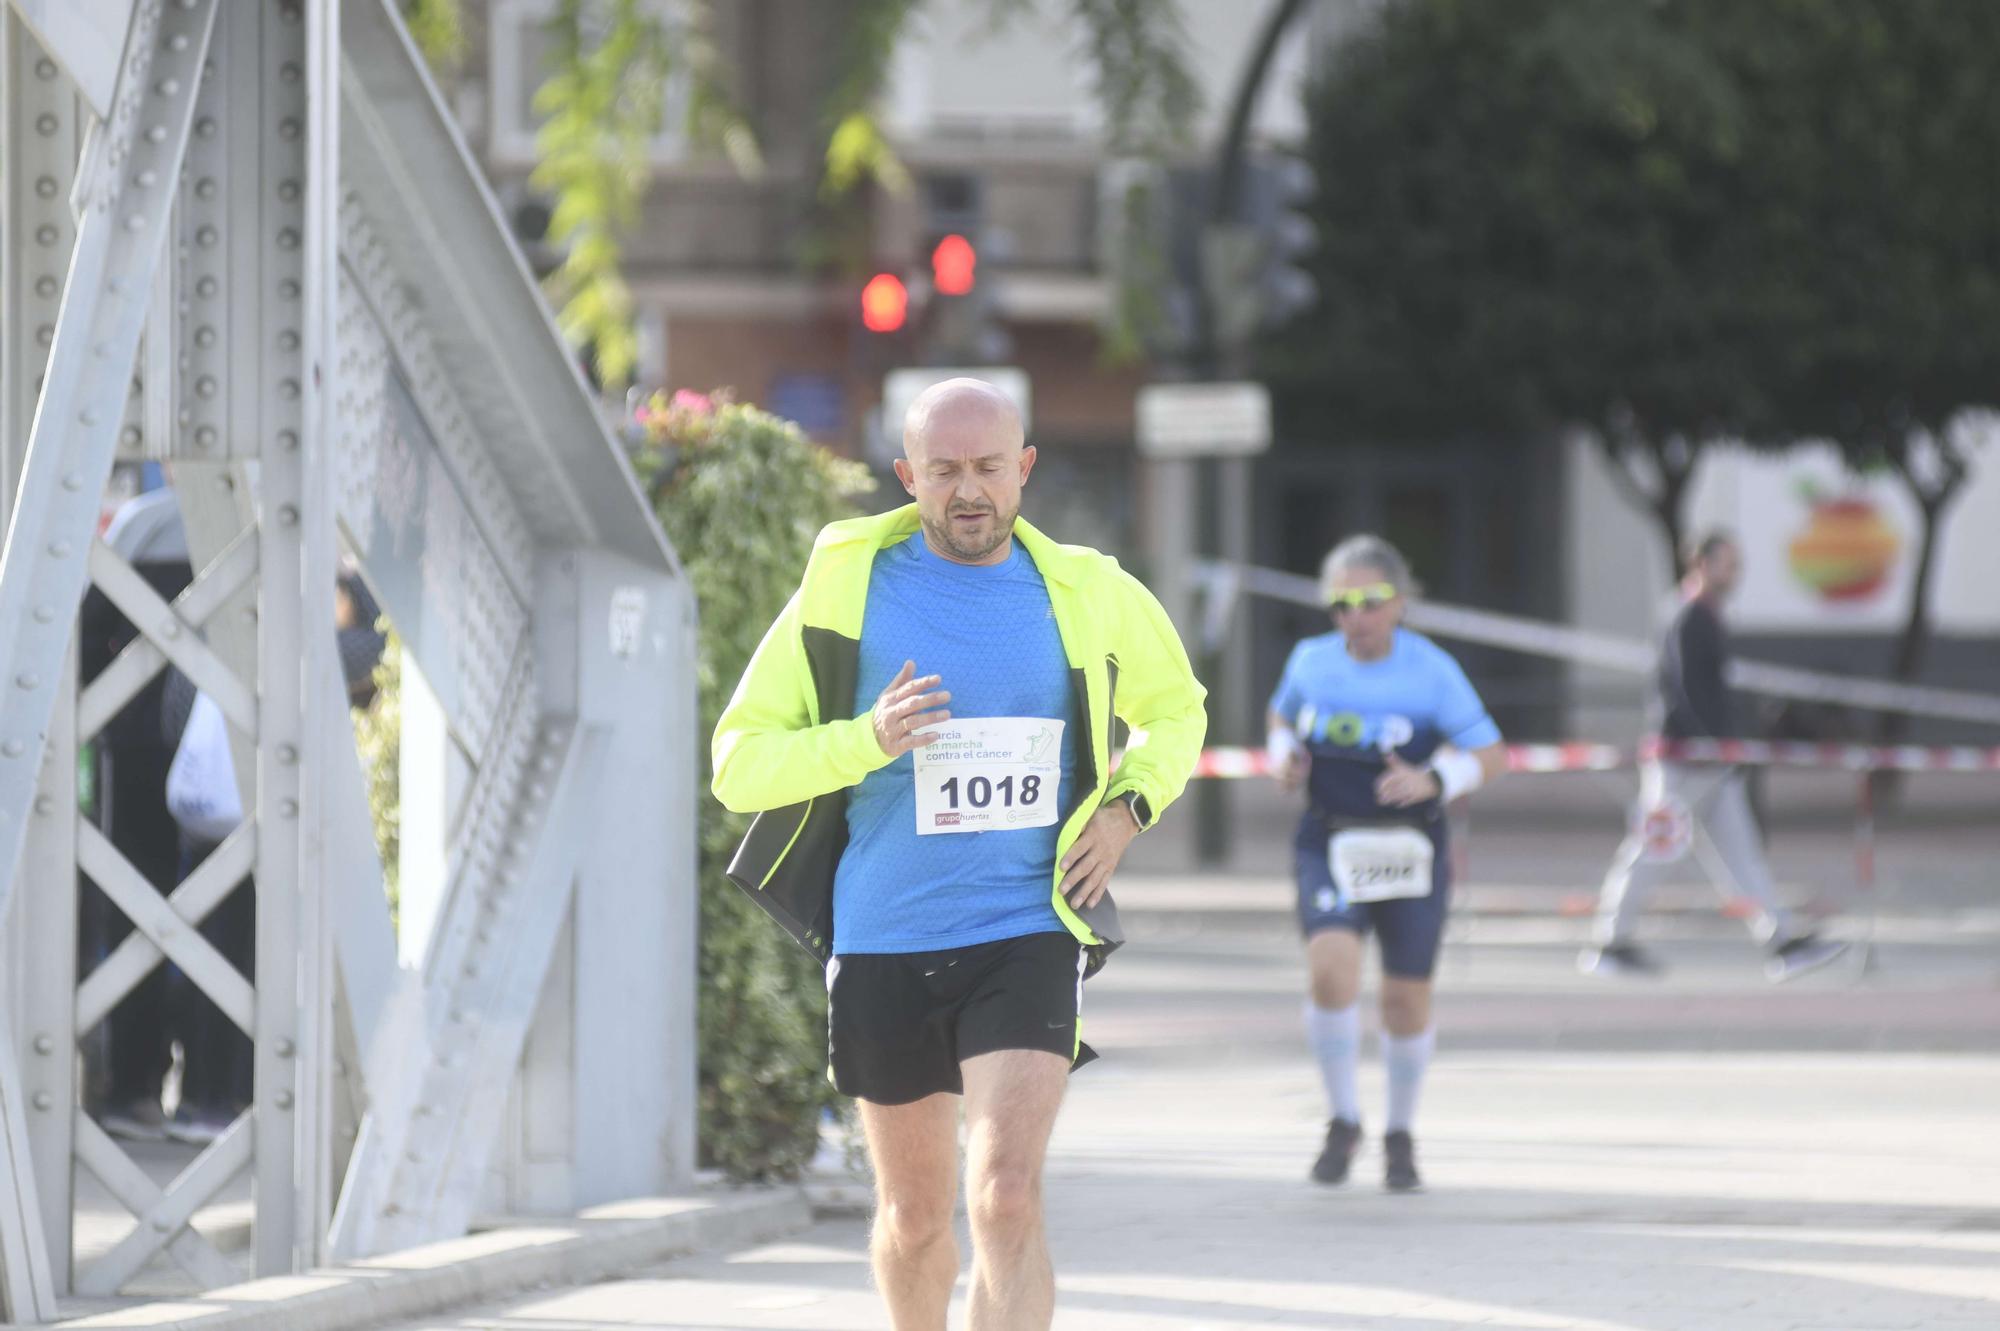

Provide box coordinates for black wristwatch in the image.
[1117,790,1148,831]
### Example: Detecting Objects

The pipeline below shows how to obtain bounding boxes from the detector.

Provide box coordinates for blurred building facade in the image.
[446,1,1994,748]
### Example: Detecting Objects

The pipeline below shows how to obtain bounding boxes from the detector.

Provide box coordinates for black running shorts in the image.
[826,930,1089,1105]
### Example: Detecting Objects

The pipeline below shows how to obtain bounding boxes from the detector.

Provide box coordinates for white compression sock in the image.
[1303,1002,1362,1123]
[1383,1027,1436,1133]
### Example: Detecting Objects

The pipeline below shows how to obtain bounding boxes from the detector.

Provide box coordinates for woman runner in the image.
[1266,535,1507,1191]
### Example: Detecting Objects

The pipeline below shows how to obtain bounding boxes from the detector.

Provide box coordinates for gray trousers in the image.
[1593,761,1794,947]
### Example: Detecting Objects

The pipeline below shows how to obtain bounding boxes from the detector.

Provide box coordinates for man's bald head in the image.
[893,377,1036,565]
[902,377,1025,461]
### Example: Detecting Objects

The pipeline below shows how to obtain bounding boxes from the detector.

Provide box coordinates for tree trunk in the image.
[1870,474,1962,806]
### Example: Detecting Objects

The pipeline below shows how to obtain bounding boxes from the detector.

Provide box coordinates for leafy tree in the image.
[633,391,875,1180]
[1711,0,2000,711]
[1270,0,1786,576]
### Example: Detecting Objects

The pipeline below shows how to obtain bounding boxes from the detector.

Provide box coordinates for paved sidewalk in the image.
[356,862,2000,1331]
[365,1054,2000,1330]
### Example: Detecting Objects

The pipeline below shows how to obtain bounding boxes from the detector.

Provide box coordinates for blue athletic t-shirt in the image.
[1268,628,1500,822]
[832,532,1076,953]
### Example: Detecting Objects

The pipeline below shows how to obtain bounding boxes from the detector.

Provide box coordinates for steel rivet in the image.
[2,741,24,758]
[276,1039,295,1058]
[34,176,56,199]
[62,471,84,491]
[147,126,167,144]
[278,118,301,141]
[281,62,302,83]
[195,178,217,200]
[277,227,300,250]
[159,619,181,639]
[278,331,299,351]
[275,1090,294,1110]
[279,798,299,817]
[35,59,55,79]
[31,607,54,624]
[196,326,217,348]
[195,425,217,448]
[279,279,300,299]
[136,169,158,188]
[35,325,52,348]
[196,225,217,247]
[196,375,217,399]
[17,674,40,690]
[34,796,53,815]
[32,1093,51,1112]
[77,408,96,426]
[195,117,216,138]
[170,34,189,52]
[151,1217,171,1233]
[278,503,299,526]
[33,1035,53,1055]
[118,427,140,449]
[35,114,56,136]
[34,224,57,246]
[279,379,300,400]
[35,277,57,298]
[155,79,180,98]
[277,743,298,764]
[125,215,146,232]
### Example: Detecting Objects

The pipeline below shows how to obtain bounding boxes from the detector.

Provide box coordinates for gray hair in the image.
[1319,534,1419,603]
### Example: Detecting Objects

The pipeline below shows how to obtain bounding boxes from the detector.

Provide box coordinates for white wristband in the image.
[1266,726,1302,769]
[1430,747,1484,802]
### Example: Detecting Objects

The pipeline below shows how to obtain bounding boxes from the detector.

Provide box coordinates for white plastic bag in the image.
[166,691,242,841]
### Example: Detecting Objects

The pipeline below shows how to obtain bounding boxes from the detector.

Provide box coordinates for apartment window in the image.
[487,0,693,169]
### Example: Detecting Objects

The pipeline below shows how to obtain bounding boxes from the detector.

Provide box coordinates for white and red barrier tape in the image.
[1201,561,2000,728]
[1187,740,2000,778]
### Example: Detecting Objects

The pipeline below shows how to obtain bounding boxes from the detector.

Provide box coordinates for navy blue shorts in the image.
[1294,817,1451,979]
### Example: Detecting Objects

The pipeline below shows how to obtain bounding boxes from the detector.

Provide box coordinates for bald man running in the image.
[713,379,1206,1330]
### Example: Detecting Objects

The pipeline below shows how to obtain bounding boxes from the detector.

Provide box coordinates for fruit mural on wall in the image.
[1786,479,1901,602]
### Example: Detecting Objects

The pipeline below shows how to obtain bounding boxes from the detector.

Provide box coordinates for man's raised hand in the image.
[872,659,953,757]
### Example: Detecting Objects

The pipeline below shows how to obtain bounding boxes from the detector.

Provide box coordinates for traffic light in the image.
[932,233,977,296]
[861,272,910,334]
[1199,154,1319,366]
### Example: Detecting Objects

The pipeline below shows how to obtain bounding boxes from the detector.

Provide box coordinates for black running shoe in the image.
[1384,1130,1422,1192]
[1311,1118,1361,1185]
[1578,941,1667,978]
[1766,934,1850,983]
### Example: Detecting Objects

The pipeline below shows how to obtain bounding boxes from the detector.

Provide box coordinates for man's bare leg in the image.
[961,1048,1069,1331]
[859,1092,962,1330]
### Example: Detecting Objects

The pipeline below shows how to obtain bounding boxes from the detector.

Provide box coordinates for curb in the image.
[57,1187,810,1331]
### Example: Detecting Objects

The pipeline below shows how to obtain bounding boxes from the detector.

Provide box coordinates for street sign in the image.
[1135,381,1272,459]
[875,367,1032,465]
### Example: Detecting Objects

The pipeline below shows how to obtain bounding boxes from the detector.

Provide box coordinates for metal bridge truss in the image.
[0,2,697,1320]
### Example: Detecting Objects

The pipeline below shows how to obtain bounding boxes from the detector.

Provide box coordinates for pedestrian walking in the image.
[1579,529,1848,982]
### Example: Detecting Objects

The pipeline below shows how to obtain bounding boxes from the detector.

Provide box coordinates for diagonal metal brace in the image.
[0,0,219,925]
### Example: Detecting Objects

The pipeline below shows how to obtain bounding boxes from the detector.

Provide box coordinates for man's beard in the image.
[925,501,1015,562]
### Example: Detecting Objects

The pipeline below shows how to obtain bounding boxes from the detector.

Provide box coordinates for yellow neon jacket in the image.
[712,505,1207,974]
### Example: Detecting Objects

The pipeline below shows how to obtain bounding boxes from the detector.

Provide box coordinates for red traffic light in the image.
[931,233,977,296]
[861,273,909,332]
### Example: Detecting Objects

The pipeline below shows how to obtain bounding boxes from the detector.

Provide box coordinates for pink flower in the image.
[671,389,713,414]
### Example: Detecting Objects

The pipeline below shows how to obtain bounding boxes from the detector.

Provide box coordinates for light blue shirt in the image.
[1269,628,1500,818]
[833,533,1076,953]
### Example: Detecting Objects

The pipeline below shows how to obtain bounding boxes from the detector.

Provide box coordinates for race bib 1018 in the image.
[911,717,1063,835]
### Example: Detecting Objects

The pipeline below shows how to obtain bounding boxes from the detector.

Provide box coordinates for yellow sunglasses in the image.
[1325,582,1398,613]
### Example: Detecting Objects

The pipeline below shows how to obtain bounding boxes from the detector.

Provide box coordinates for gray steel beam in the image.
[0,0,218,936]
[5,0,134,117]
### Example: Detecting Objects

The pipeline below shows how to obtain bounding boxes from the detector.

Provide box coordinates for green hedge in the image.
[634,389,873,1180]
